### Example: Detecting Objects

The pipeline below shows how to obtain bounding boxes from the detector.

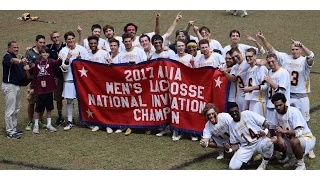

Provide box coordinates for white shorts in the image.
[235,95,247,112]
[284,135,316,155]
[290,97,310,122]
[266,108,276,129]
[249,101,266,117]
[231,137,273,163]
[62,82,77,99]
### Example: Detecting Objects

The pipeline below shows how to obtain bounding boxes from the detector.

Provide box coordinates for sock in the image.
[58,110,62,118]
[34,119,39,126]
[47,118,52,126]
[67,99,73,123]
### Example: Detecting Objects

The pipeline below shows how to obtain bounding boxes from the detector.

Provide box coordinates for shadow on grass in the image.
[169,152,214,170]
[0,159,64,170]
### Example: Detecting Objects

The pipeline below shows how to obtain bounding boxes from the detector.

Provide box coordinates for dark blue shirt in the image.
[46,42,66,78]
[2,52,23,85]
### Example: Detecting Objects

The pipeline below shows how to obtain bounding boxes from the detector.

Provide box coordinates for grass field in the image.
[0,10,320,170]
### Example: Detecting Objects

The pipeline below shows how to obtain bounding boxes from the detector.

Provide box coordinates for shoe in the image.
[64,122,74,131]
[307,150,316,159]
[145,130,151,135]
[156,128,171,137]
[225,10,231,13]
[254,154,262,161]
[91,126,99,132]
[106,127,113,134]
[295,163,306,170]
[191,134,198,141]
[7,133,20,139]
[115,129,123,133]
[46,125,57,132]
[124,128,132,136]
[241,11,248,17]
[38,121,47,129]
[232,10,238,16]
[172,130,182,141]
[257,160,268,170]
[283,158,297,168]
[55,117,65,127]
[15,130,24,135]
[216,151,225,160]
[25,122,33,131]
[33,125,39,134]
[278,153,289,163]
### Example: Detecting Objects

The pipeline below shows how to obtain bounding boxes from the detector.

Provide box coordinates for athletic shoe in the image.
[283,158,297,168]
[90,126,99,132]
[46,125,57,132]
[64,122,74,131]
[106,127,113,134]
[156,129,171,137]
[55,117,65,127]
[216,151,225,160]
[115,129,123,133]
[25,122,33,131]
[38,121,47,129]
[307,150,316,159]
[33,125,39,134]
[172,130,182,141]
[191,134,198,141]
[254,154,262,161]
[7,133,20,139]
[232,10,238,16]
[15,130,24,135]
[124,128,132,136]
[257,160,268,170]
[225,10,231,13]
[295,163,306,170]
[278,153,289,164]
[241,11,248,17]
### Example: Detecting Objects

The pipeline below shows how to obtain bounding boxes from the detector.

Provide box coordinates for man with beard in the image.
[150,34,175,60]
[271,93,316,170]
[199,103,232,159]
[225,102,273,170]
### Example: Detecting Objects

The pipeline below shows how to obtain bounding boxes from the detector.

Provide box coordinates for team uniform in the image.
[119,47,147,64]
[86,49,111,64]
[195,52,225,68]
[208,39,224,55]
[273,106,316,156]
[202,113,232,147]
[266,67,291,129]
[223,44,260,58]
[274,50,314,122]
[228,60,250,111]
[228,111,273,169]
[58,44,89,99]
[172,53,194,68]
[150,49,175,60]
[244,65,269,116]
[83,38,108,52]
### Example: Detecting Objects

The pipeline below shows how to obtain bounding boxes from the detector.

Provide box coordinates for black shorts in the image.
[35,92,54,112]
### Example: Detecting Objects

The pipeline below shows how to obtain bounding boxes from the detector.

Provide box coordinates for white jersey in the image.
[83,38,108,52]
[245,65,269,102]
[223,44,259,58]
[105,36,123,52]
[173,53,194,68]
[86,49,111,64]
[209,39,224,55]
[266,67,291,108]
[228,60,250,103]
[193,50,202,63]
[150,49,176,60]
[273,106,313,138]
[110,53,121,64]
[58,44,89,81]
[119,47,147,64]
[195,52,225,68]
[229,110,266,146]
[274,50,314,93]
[203,113,232,146]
